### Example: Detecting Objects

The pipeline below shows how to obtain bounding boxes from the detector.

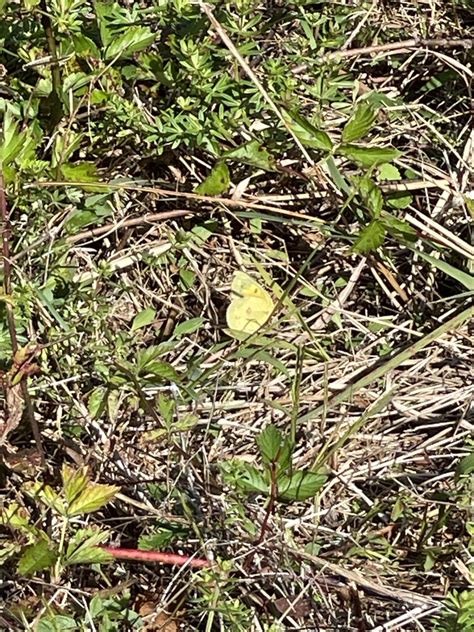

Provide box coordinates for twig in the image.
[100,546,211,569]
[0,174,45,466]
[289,547,437,607]
[322,37,473,61]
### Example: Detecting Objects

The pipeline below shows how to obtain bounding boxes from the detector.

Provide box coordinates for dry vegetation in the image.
[0,0,473,630]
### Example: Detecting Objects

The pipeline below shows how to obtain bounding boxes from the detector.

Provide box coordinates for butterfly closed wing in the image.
[226,271,274,335]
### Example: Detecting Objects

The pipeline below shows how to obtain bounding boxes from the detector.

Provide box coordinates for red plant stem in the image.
[100,546,211,569]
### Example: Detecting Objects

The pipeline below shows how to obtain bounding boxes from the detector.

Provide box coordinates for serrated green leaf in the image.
[285,111,333,151]
[224,140,275,170]
[62,465,90,505]
[257,425,283,464]
[173,317,205,337]
[339,144,402,167]
[17,539,58,575]
[105,27,155,60]
[67,482,120,517]
[195,162,230,195]
[64,528,112,566]
[342,103,377,143]
[131,308,156,331]
[353,220,386,253]
[277,470,327,501]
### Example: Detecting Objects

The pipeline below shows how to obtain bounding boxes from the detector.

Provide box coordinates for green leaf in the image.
[64,528,112,566]
[71,34,100,59]
[378,163,401,180]
[455,453,474,480]
[353,220,386,253]
[67,482,120,517]
[23,482,65,515]
[105,27,155,60]
[17,539,58,575]
[139,525,185,550]
[386,191,413,210]
[339,144,402,167]
[224,140,275,170]
[37,615,77,632]
[60,162,98,182]
[136,348,179,382]
[380,213,417,240]
[285,111,333,151]
[173,317,205,337]
[131,308,156,331]
[220,461,269,495]
[342,103,377,143]
[195,162,230,195]
[356,177,383,217]
[257,425,283,464]
[413,249,474,291]
[277,470,327,501]
[62,465,89,505]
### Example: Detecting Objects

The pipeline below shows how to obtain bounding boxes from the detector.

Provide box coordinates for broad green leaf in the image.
[17,539,58,575]
[342,103,377,143]
[386,191,413,210]
[136,348,179,381]
[64,528,112,566]
[353,220,386,253]
[105,27,155,60]
[257,425,283,464]
[37,615,77,632]
[412,249,474,291]
[195,162,230,195]
[339,144,401,167]
[62,465,89,505]
[378,163,401,180]
[224,140,275,170]
[455,453,474,480]
[173,317,205,337]
[285,111,333,151]
[220,461,269,495]
[67,482,120,517]
[60,162,98,182]
[131,308,156,331]
[277,470,327,501]
[380,213,416,239]
[71,34,100,59]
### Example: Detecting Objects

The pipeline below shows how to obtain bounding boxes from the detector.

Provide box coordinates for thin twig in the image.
[321,37,473,61]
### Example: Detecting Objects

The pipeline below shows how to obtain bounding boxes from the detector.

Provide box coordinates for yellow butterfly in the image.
[226,271,274,335]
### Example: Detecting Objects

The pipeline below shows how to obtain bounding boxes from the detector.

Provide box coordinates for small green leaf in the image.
[342,103,377,143]
[67,483,120,517]
[378,163,401,180]
[257,425,283,464]
[285,111,333,151]
[455,453,474,480]
[64,528,112,566]
[356,177,383,217]
[17,539,58,575]
[105,27,155,60]
[339,144,402,167]
[277,470,327,501]
[62,465,89,505]
[173,317,205,337]
[60,162,98,182]
[23,482,65,515]
[220,461,269,495]
[139,525,186,550]
[224,140,275,170]
[353,220,386,253]
[136,348,179,381]
[131,308,156,331]
[195,162,230,195]
[37,615,77,632]
[380,213,416,239]
[386,191,413,210]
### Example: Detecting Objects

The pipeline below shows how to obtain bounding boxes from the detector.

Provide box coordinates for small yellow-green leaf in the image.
[131,308,156,331]
[17,539,58,576]
[353,220,386,253]
[23,482,65,515]
[195,162,230,196]
[62,465,90,505]
[378,163,401,180]
[67,483,120,517]
[64,528,112,566]
[342,103,377,143]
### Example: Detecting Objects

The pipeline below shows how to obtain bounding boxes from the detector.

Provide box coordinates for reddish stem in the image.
[100,546,211,569]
